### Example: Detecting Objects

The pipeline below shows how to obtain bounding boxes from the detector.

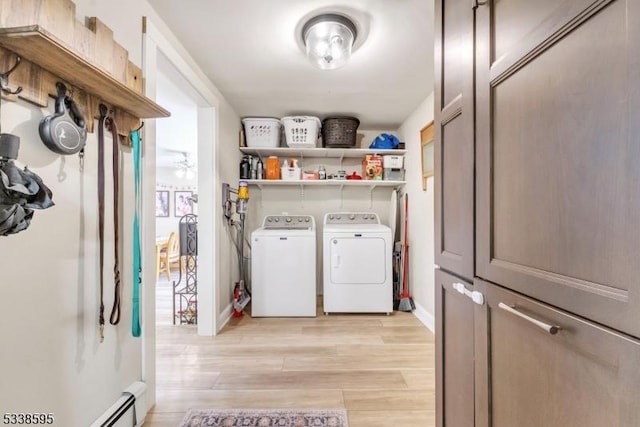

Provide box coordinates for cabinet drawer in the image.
[474,278,640,427]
[435,269,476,427]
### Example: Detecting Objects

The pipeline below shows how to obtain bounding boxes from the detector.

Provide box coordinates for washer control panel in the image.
[324,212,380,225]
[262,215,315,230]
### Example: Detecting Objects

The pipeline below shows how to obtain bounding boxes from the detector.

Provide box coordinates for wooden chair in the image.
[159,232,179,281]
[167,235,182,276]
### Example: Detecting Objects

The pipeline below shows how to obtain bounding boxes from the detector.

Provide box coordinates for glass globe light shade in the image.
[303,14,357,70]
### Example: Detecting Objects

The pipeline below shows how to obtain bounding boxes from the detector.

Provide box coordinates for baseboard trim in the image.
[413,301,435,333]
[218,300,435,334]
[217,303,233,335]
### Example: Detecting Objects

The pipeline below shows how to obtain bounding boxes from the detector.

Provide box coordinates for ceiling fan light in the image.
[303,14,357,70]
[175,168,186,178]
[185,169,195,180]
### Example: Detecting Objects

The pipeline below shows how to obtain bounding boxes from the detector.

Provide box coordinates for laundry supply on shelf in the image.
[265,156,280,180]
[362,154,384,180]
[281,158,301,181]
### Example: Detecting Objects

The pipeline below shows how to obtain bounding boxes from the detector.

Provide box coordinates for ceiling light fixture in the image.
[174,152,196,179]
[302,13,357,70]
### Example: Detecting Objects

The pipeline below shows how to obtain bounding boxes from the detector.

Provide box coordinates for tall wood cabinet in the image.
[476,0,640,339]
[434,0,475,281]
[435,0,640,426]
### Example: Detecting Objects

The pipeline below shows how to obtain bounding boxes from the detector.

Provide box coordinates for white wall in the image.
[216,103,242,319]
[0,99,140,427]
[397,93,435,329]
[156,67,198,154]
[156,167,197,237]
[155,65,200,238]
[0,1,240,425]
[241,129,399,297]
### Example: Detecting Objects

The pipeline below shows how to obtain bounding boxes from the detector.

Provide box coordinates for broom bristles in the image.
[398,296,414,312]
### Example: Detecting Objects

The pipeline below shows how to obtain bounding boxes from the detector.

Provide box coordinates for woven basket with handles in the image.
[321,116,360,148]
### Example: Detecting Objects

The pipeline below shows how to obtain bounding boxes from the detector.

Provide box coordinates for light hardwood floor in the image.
[145,277,435,426]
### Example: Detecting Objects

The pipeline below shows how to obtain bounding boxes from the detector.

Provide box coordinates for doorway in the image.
[142,16,220,407]
[155,52,201,326]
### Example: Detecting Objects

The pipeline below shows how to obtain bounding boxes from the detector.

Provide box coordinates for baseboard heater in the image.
[90,382,147,427]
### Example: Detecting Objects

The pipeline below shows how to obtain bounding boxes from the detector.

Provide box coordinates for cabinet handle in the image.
[498,303,560,335]
[452,282,485,305]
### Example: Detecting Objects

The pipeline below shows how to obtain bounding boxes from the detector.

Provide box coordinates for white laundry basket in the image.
[242,118,281,147]
[281,116,321,148]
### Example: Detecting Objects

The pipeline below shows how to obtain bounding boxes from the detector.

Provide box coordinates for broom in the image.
[398,193,415,312]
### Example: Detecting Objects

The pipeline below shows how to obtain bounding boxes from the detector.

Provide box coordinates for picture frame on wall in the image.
[155,191,169,217]
[175,191,194,217]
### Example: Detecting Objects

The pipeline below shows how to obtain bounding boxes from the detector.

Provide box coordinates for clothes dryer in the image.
[251,214,316,317]
[323,212,392,314]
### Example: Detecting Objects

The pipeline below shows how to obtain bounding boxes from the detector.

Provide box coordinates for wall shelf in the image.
[246,179,405,189]
[245,179,404,208]
[239,147,406,158]
[240,147,405,207]
[0,25,170,119]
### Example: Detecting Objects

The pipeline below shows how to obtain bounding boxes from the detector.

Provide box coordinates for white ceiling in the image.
[147,0,434,130]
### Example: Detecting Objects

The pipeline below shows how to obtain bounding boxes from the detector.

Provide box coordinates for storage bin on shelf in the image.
[383,155,404,180]
[302,170,319,180]
[281,116,321,148]
[242,117,281,147]
[322,116,360,148]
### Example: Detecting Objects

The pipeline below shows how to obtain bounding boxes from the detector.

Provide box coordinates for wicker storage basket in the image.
[321,116,360,148]
[242,118,281,147]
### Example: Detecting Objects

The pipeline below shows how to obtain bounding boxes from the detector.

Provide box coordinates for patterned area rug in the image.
[180,408,349,426]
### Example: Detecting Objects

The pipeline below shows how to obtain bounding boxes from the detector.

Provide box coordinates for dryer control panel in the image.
[324,212,380,225]
[262,215,315,230]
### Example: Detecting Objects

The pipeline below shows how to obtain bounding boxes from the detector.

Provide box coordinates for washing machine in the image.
[251,214,316,317]
[323,212,393,314]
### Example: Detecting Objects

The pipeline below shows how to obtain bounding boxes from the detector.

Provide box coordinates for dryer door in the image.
[330,235,387,284]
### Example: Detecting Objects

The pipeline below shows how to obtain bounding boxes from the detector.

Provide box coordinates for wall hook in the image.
[0,56,23,95]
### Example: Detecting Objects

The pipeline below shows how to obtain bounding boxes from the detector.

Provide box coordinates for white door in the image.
[329,236,387,284]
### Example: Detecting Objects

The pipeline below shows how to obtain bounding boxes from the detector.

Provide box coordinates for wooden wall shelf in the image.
[0,25,170,119]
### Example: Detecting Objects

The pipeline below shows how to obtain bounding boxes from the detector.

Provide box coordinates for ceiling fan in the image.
[174,152,197,179]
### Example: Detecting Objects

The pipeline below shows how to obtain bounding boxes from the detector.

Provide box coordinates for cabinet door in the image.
[474,278,640,427]
[475,0,640,338]
[435,269,478,427]
[434,0,475,281]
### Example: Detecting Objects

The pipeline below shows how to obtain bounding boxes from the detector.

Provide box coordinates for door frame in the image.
[141,15,221,408]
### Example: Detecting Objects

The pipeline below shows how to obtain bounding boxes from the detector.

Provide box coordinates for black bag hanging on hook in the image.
[0,159,54,236]
[0,54,54,236]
